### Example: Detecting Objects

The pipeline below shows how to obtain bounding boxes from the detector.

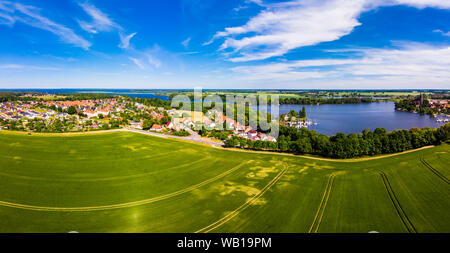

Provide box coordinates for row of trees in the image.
[133,97,172,109]
[278,97,377,105]
[286,107,306,120]
[225,124,450,159]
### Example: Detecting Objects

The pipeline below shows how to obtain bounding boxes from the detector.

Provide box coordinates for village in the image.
[395,94,450,122]
[0,94,277,143]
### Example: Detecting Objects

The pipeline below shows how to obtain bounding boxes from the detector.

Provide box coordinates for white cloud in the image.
[78,2,119,33]
[0,64,60,70]
[207,0,368,62]
[0,64,23,69]
[119,32,137,49]
[207,0,450,62]
[391,0,450,9]
[433,29,450,37]
[231,44,450,85]
[78,2,137,49]
[180,51,199,55]
[247,0,264,6]
[0,12,14,25]
[147,54,162,68]
[0,1,91,49]
[128,53,162,70]
[181,37,191,48]
[128,57,145,70]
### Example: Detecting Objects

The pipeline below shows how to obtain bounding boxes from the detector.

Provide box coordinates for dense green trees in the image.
[279,97,375,105]
[201,128,233,140]
[299,106,306,119]
[67,106,77,115]
[226,123,450,159]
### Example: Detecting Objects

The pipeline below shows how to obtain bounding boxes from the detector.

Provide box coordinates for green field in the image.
[0,131,449,233]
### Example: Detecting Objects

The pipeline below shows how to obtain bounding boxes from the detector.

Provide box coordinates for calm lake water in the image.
[0,89,170,100]
[271,102,445,135]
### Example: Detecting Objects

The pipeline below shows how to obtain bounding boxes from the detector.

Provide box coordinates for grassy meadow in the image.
[0,131,448,233]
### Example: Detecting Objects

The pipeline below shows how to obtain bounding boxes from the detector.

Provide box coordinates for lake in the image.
[0,89,170,100]
[270,102,445,135]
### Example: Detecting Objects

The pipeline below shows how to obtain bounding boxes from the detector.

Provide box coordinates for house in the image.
[84,110,97,118]
[97,108,110,116]
[130,121,143,130]
[151,124,163,132]
[267,136,277,142]
[166,121,174,129]
[248,130,257,138]
[259,133,269,141]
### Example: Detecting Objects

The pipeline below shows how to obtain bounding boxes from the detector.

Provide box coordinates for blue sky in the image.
[0,0,449,89]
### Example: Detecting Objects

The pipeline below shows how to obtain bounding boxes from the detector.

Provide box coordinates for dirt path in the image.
[213,145,434,163]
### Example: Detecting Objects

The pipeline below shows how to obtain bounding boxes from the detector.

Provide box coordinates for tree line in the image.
[278,97,378,105]
[225,123,450,159]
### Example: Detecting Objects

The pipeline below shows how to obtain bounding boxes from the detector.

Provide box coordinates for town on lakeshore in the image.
[0,92,278,143]
[1,90,449,160]
[1,90,448,135]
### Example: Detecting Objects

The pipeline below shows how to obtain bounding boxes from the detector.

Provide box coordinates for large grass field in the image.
[0,131,448,233]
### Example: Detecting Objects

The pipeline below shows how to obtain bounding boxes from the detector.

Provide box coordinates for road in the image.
[123,128,224,146]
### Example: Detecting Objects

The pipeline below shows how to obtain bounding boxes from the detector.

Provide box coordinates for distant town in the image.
[0,93,278,143]
[395,93,450,118]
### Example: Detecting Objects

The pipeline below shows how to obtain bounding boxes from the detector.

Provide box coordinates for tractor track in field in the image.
[419,156,449,184]
[379,172,417,233]
[0,156,213,182]
[308,174,336,233]
[195,168,288,233]
[0,161,253,212]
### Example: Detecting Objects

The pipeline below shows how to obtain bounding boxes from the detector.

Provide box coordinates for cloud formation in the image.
[119,32,137,49]
[207,0,450,62]
[128,53,162,70]
[433,29,450,37]
[181,37,191,48]
[231,44,450,85]
[77,2,119,34]
[147,54,162,68]
[0,1,91,49]
[0,64,23,69]
[128,57,145,70]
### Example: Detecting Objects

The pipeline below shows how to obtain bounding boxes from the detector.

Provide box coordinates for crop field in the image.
[0,131,448,233]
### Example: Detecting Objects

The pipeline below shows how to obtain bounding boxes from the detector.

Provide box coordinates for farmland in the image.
[0,131,448,233]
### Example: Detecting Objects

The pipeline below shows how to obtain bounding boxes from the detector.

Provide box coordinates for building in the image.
[151,124,163,132]
[130,121,143,130]
[166,121,174,129]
